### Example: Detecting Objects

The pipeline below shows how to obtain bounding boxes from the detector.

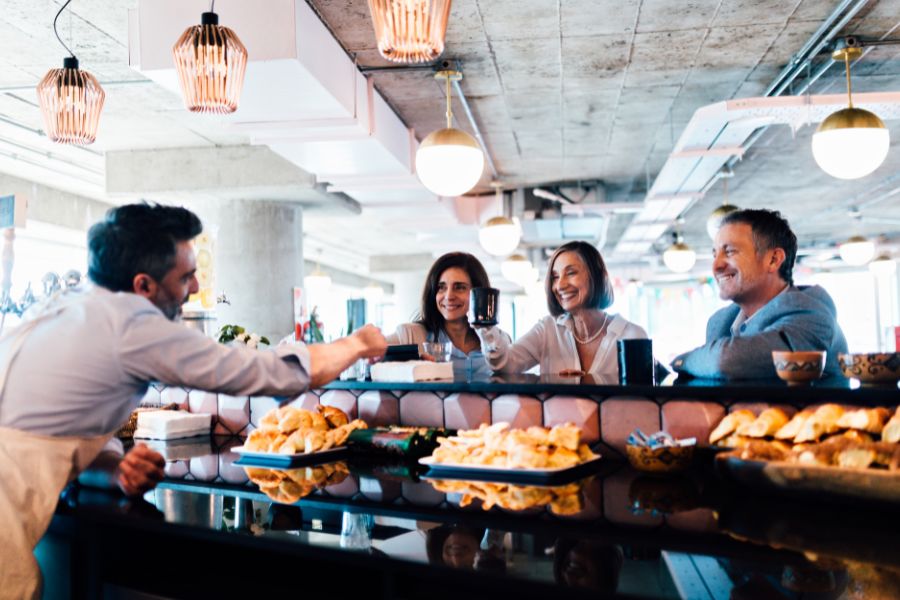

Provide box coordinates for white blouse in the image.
[483,313,648,376]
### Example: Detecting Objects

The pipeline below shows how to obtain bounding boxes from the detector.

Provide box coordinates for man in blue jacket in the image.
[672,209,848,380]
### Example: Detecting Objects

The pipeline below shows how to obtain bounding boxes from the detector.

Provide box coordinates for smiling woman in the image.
[477,241,649,377]
[385,252,510,377]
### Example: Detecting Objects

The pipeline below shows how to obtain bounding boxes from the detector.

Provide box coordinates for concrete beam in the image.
[106,145,316,194]
[0,173,115,233]
[369,253,435,273]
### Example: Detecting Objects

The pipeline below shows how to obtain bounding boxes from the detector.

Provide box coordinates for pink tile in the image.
[543,396,600,443]
[444,393,491,430]
[603,470,663,527]
[218,453,249,484]
[401,481,445,506]
[188,390,218,418]
[217,395,250,435]
[160,386,189,410]
[358,391,400,427]
[600,398,660,453]
[140,386,161,406]
[288,393,320,411]
[164,461,189,478]
[399,392,444,427]
[491,394,542,429]
[250,397,280,428]
[319,390,359,420]
[665,509,717,533]
[189,454,219,481]
[359,476,401,502]
[324,475,359,498]
[661,400,726,446]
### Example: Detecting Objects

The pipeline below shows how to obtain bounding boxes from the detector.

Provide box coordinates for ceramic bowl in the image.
[772,350,826,384]
[625,443,695,474]
[838,352,900,386]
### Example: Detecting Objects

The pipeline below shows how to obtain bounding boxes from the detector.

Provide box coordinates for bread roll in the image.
[836,407,890,433]
[775,408,813,440]
[794,404,844,443]
[737,408,790,438]
[710,409,755,444]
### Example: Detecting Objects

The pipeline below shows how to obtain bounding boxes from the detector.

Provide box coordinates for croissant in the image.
[737,408,790,438]
[882,409,900,444]
[836,407,890,433]
[775,408,813,440]
[794,404,844,443]
[710,409,755,444]
[318,404,349,429]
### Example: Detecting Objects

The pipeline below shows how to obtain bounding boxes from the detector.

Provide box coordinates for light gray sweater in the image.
[671,285,848,380]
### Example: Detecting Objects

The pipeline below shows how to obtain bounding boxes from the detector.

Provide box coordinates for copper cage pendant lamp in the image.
[36,0,105,145]
[172,0,248,114]
[367,0,452,63]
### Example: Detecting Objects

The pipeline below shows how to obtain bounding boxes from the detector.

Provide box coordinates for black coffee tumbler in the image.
[470,287,499,326]
[617,339,655,385]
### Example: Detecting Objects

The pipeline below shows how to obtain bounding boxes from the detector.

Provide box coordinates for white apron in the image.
[0,290,115,599]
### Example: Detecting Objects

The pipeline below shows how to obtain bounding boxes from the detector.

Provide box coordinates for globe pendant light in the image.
[367,0,451,63]
[706,178,739,240]
[173,1,248,114]
[839,235,875,266]
[363,281,385,303]
[812,47,889,180]
[36,0,105,145]
[415,70,484,197]
[869,253,897,277]
[501,253,533,286]
[304,251,332,298]
[663,233,696,274]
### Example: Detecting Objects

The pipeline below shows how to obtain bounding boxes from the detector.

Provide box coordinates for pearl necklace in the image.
[573,313,609,345]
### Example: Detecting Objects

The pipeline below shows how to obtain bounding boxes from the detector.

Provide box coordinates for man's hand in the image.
[351,324,388,361]
[116,444,165,497]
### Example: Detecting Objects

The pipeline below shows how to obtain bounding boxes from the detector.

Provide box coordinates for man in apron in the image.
[0,203,387,598]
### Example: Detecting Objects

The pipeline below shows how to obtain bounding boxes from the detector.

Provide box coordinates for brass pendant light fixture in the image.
[811,46,889,180]
[706,176,739,240]
[415,69,485,197]
[367,0,452,63]
[36,0,106,145]
[172,0,248,114]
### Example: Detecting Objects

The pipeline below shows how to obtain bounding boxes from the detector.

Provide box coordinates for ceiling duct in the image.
[128,0,434,209]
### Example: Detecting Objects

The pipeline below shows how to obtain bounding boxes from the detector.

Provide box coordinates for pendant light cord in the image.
[844,51,854,108]
[53,0,76,59]
[210,0,216,12]
[445,74,452,129]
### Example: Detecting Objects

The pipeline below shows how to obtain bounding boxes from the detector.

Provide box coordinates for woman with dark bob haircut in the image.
[386,252,510,377]
[477,241,646,376]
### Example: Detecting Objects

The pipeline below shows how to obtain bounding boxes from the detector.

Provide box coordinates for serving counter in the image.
[148,374,899,458]
[45,435,900,599]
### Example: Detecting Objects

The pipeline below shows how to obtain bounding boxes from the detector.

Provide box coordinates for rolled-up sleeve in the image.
[119,310,312,397]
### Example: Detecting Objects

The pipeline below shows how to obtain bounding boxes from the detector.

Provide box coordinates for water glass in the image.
[420,341,452,362]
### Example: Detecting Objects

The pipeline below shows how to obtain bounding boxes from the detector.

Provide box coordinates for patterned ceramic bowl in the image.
[838,352,900,385]
[625,444,695,474]
[772,351,825,384]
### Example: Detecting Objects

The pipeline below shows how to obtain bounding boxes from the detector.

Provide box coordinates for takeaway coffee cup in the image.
[470,287,499,326]
[617,339,655,385]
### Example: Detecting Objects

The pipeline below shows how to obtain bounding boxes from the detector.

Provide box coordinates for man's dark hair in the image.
[88,203,203,292]
[416,252,491,337]
[546,241,614,317]
[720,209,797,285]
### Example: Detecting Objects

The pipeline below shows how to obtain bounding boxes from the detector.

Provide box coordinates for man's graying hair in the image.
[720,208,797,285]
[88,203,203,292]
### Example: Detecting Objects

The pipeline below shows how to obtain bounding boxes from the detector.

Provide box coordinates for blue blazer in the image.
[672,285,848,380]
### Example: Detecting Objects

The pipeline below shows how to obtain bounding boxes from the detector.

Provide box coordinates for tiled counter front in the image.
[143,377,899,456]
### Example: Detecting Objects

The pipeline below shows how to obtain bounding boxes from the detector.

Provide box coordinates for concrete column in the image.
[187,198,303,341]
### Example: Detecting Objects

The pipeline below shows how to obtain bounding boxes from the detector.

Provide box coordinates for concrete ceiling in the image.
[0,0,899,288]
